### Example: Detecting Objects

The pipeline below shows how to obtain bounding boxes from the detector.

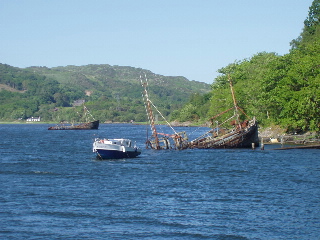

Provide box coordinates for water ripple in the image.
[0,124,319,239]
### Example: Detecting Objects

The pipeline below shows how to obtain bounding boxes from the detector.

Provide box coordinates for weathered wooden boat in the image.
[48,105,99,130]
[189,118,258,148]
[93,138,141,159]
[188,79,259,149]
[141,74,189,150]
[48,120,99,130]
[140,74,258,150]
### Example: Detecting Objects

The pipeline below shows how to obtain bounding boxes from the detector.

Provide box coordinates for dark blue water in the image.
[1,124,319,239]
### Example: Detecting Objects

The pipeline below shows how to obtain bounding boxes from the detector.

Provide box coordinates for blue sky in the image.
[0,0,313,83]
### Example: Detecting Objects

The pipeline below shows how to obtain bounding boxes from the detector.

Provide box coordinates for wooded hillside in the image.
[0,64,209,122]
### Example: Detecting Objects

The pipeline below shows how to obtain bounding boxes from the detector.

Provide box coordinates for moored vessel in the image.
[93,138,141,159]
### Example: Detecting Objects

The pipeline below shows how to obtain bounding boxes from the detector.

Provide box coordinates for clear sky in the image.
[0,0,313,84]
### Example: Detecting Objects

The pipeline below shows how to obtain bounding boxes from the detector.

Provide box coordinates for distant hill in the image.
[27,64,209,99]
[0,63,210,122]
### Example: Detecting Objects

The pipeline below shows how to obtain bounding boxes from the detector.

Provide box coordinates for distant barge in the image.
[48,105,99,130]
[48,120,99,130]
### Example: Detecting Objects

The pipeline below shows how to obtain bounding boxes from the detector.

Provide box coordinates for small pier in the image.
[274,145,320,150]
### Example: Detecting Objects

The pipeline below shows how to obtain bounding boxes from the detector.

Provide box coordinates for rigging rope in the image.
[148,99,177,135]
[84,105,96,121]
[140,73,177,135]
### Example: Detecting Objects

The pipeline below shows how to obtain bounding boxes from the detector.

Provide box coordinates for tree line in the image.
[172,0,320,133]
[0,64,208,123]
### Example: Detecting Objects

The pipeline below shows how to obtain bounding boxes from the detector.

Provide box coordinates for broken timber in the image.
[140,74,189,150]
[188,77,259,149]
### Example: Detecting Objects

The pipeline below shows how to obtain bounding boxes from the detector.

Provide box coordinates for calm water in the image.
[0,124,319,240]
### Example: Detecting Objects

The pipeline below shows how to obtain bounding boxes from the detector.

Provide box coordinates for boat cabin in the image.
[99,139,132,147]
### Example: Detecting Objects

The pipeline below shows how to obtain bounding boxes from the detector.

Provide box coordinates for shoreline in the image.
[1,121,319,145]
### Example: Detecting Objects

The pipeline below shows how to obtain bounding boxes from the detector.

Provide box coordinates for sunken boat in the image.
[188,79,259,149]
[141,74,189,150]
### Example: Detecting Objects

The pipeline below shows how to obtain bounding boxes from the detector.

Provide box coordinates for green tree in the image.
[263,41,320,132]
[304,0,320,35]
[291,0,320,48]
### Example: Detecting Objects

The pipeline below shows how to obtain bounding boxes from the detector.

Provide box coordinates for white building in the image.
[26,117,41,122]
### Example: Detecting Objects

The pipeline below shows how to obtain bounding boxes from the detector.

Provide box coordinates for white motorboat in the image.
[93,138,141,159]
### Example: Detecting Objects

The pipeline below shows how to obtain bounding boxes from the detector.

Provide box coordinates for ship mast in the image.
[228,75,241,129]
[140,74,160,149]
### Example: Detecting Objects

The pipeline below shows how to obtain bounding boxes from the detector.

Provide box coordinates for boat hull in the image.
[48,120,99,130]
[93,138,141,159]
[95,149,141,159]
[189,120,259,149]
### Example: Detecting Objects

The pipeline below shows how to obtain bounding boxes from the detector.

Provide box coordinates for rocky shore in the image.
[259,126,320,145]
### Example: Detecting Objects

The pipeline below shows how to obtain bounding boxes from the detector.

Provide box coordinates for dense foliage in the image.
[0,64,209,123]
[173,0,320,132]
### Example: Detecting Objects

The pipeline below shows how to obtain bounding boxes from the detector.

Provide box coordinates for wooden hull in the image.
[48,120,99,130]
[189,119,259,149]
